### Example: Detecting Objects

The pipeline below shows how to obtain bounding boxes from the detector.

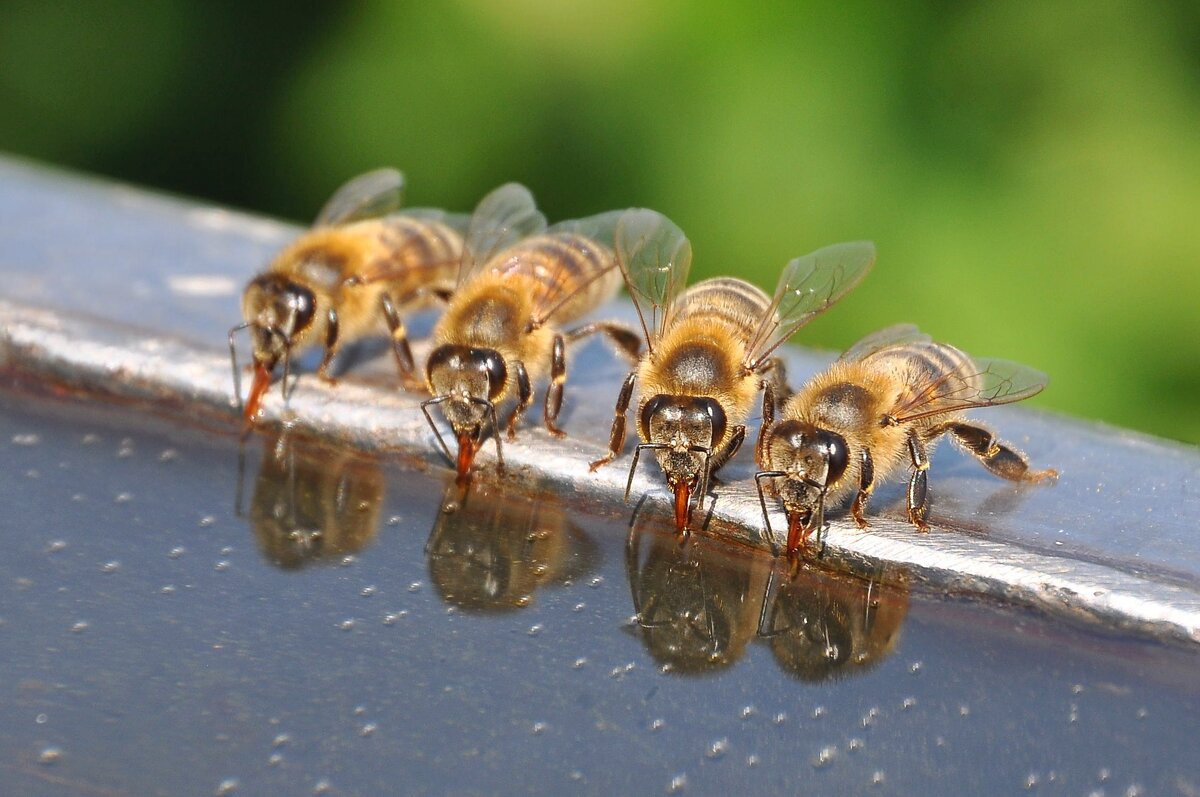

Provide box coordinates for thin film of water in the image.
[1,390,1198,797]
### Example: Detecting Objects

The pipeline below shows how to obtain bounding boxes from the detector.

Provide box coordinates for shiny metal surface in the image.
[3,155,1199,646]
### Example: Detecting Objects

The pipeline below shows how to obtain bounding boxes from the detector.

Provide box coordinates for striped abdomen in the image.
[668,277,772,349]
[371,215,465,294]
[487,232,620,322]
[868,341,977,419]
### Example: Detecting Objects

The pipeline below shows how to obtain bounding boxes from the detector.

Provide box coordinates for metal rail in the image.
[2,156,1198,645]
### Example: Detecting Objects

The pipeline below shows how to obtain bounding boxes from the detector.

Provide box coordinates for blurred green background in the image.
[1,0,1197,443]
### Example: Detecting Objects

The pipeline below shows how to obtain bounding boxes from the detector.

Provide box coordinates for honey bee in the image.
[755,324,1058,556]
[230,168,466,424]
[423,183,640,483]
[589,209,876,533]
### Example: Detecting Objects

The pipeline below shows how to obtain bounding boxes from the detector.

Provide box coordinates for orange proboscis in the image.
[786,511,810,556]
[243,362,272,424]
[672,480,692,533]
[455,431,477,486]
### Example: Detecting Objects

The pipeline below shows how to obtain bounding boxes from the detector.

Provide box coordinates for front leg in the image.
[543,333,567,438]
[316,306,340,382]
[378,292,415,377]
[906,432,931,531]
[589,372,636,471]
[565,321,642,364]
[708,425,746,479]
[849,448,875,528]
[756,381,776,468]
[505,360,533,440]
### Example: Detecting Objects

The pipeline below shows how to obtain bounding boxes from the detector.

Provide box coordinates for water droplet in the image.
[199,516,216,528]
[573,657,587,669]
[1024,772,1039,790]
[82,433,100,445]
[1072,683,1085,694]
[360,723,377,737]
[312,779,332,795]
[848,738,864,752]
[659,663,674,674]
[159,448,179,462]
[169,546,186,559]
[214,560,231,572]
[161,585,176,595]
[267,752,283,767]
[705,738,728,759]
[740,705,756,720]
[215,779,238,795]
[101,561,121,574]
[272,733,291,748]
[812,706,826,719]
[528,624,544,636]
[959,704,970,717]
[589,576,605,588]
[871,771,886,786]
[340,555,356,567]
[408,581,423,592]
[909,660,923,674]
[35,713,48,724]
[1125,785,1143,797]
[338,619,356,631]
[573,602,586,612]
[532,721,547,735]
[666,773,687,793]
[70,621,89,633]
[353,705,366,716]
[71,493,86,502]
[361,586,377,598]
[383,613,402,625]
[901,697,916,710]
[1135,708,1148,719]
[862,707,878,727]
[114,492,133,504]
[47,541,67,553]
[13,433,40,446]
[569,770,583,781]
[386,515,403,526]
[773,712,788,725]
[812,746,837,769]
[746,754,760,767]
[38,747,62,765]
[649,718,665,732]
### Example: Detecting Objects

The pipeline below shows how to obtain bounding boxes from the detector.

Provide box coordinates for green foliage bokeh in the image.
[1,0,1197,442]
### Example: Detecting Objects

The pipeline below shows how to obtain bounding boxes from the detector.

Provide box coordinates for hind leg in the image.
[946,422,1057,484]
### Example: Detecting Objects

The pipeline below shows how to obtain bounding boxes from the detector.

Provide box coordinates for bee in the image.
[230,168,466,424]
[755,324,1058,556]
[589,208,876,533]
[423,183,640,483]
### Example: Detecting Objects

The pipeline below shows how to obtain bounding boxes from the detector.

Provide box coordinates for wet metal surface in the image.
[1,393,1199,796]
[2,156,1200,646]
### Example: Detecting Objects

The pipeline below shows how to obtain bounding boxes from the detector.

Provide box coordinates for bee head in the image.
[242,274,317,368]
[638,394,728,531]
[765,420,849,553]
[425,345,509,481]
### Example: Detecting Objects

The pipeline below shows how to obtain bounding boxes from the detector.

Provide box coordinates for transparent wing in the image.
[614,208,693,352]
[890,357,1049,424]
[744,241,876,372]
[458,183,547,286]
[313,168,406,228]
[547,209,625,249]
[839,323,932,362]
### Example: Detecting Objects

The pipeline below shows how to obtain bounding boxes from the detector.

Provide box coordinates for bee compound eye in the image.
[696,398,727,447]
[639,395,671,436]
[819,430,850,485]
[479,349,508,401]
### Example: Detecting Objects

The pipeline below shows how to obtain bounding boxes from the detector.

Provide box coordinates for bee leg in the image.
[946,422,1058,484]
[505,361,533,440]
[589,371,636,471]
[708,425,746,482]
[543,334,568,439]
[756,380,776,468]
[761,356,792,405]
[906,433,931,531]
[850,448,875,528]
[565,321,642,364]
[316,306,340,383]
[379,292,416,377]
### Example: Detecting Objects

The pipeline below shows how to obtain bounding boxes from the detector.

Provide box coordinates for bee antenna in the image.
[420,396,454,466]
[227,321,253,416]
[625,443,666,503]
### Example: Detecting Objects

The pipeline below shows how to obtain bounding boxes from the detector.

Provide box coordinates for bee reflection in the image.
[758,561,908,682]
[244,432,384,569]
[626,516,773,674]
[426,479,599,612]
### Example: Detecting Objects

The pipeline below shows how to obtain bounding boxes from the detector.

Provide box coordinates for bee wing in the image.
[744,241,876,372]
[313,168,406,228]
[458,183,548,286]
[613,209,693,352]
[890,357,1049,424]
[839,324,932,362]
[528,210,628,324]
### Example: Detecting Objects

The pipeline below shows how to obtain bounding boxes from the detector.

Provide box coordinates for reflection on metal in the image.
[626,515,908,678]
[759,560,908,682]
[244,431,384,569]
[426,476,599,612]
[3,158,1200,646]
